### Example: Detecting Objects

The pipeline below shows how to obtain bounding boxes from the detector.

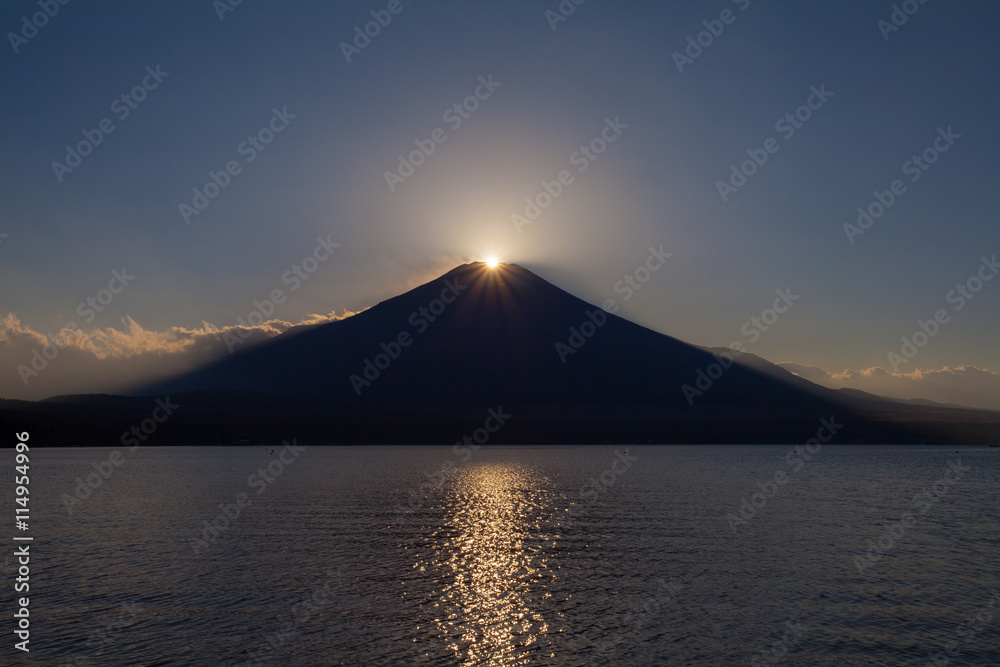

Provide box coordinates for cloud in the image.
[778,362,1000,411]
[0,310,359,400]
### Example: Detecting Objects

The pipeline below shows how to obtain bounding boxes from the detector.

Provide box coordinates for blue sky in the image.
[1,0,998,404]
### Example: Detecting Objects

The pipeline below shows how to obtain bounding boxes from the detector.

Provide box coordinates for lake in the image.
[14,444,1000,665]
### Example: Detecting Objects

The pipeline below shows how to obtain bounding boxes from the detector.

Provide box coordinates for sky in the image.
[1,0,998,407]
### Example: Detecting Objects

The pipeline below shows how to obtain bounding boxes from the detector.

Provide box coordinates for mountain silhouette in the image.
[3,262,998,445]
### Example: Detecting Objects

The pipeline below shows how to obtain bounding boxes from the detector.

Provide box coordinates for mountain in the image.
[3,262,999,445]
[834,387,967,409]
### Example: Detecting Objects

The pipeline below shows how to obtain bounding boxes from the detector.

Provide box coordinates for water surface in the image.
[13,445,1000,665]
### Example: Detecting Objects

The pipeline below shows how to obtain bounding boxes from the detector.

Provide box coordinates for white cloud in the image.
[0,310,359,400]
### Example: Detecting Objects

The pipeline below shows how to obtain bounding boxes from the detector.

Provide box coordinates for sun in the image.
[485,257,499,268]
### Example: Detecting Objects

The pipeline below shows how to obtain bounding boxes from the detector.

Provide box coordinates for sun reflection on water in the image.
[430,463,552,666]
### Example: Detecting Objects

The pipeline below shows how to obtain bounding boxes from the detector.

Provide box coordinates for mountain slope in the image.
[138,263,838,406]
